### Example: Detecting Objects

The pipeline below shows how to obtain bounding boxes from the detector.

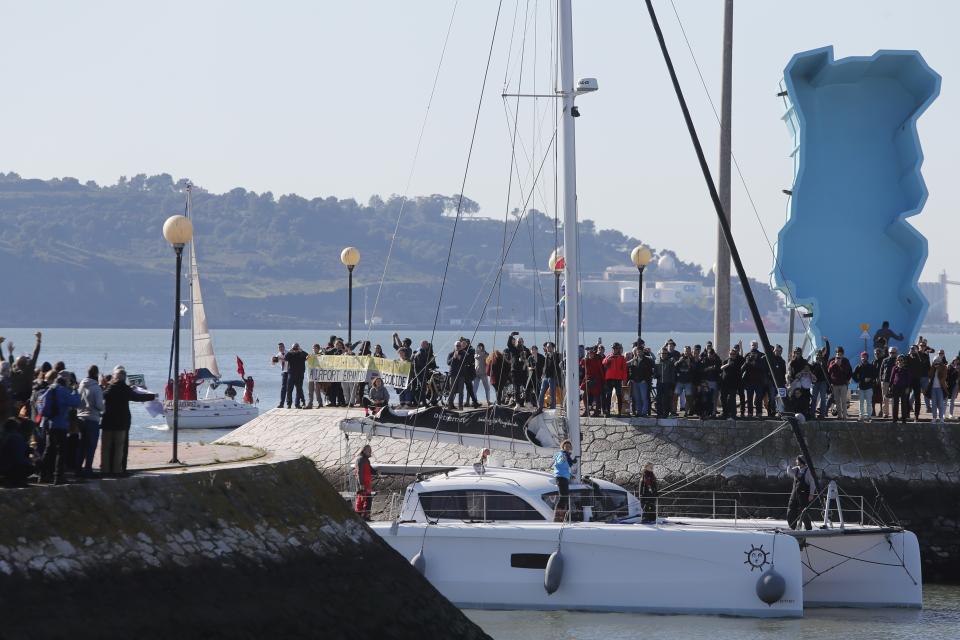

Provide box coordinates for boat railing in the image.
[654,490,867,527]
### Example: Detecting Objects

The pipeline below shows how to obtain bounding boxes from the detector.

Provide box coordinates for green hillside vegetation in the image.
[0,172,779,329]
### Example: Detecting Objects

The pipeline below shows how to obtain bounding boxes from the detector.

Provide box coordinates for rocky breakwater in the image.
[221,408,960,582]
[0,454,489,640]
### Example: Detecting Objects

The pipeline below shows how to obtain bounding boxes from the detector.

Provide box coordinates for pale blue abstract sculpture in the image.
[776,47,940,355]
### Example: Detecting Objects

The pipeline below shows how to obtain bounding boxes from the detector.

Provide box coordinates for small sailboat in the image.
[163,186,259,430]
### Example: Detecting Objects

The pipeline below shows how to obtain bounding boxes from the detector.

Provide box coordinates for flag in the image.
[179,303,188,317]
[236,356,245,378]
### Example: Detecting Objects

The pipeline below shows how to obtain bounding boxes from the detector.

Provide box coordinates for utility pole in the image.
[713,0,734,356]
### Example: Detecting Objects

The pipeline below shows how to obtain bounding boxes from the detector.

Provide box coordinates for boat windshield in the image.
[419,490,546,521]
[541,489,630,522]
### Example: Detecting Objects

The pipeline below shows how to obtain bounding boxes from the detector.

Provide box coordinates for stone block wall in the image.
[0,456,489,640]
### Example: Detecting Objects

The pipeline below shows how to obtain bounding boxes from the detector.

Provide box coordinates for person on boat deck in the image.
[639,462,658,523]
[272,342,288,409]
[283,343,308,409]
[538,342,562,410]
[553,439,578,523]
[224,384,237,400]
[242,375,255,405]
[786,455,815,531]
[354,444,376,521]
[473,343,492,406]
[363,376,390,412]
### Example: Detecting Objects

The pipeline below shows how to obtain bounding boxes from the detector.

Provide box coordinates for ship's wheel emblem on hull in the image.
[744,544,770,571]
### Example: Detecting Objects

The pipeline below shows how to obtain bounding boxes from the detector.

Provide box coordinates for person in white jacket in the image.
[77,365,105,477]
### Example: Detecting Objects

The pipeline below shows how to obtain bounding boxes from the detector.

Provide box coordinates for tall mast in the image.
[713,0,733,356]
[187,184,196,373]
[558,0,581,470]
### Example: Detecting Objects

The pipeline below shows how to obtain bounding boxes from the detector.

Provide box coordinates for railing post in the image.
[712,492,716,519]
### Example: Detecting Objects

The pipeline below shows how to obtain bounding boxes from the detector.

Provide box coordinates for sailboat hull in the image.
[164,399,258,430]
[372,521,804,617]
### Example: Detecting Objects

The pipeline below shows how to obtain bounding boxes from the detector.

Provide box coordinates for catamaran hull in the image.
[164,400,259,430]
[795,529,922,608]
[371,522,804,618]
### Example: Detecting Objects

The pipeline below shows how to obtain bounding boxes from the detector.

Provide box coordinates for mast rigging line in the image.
[360,0,460,347]
[643,0,820,492]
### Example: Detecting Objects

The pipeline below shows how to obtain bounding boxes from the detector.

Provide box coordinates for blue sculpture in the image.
[775,47,940,356]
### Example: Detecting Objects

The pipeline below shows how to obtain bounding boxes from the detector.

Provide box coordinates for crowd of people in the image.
[0,332,156,486]
[286,326,960,425]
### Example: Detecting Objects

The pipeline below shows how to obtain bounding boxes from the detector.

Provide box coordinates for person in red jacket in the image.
[354,444,376,520]
[602,342,628,417]
[580,347,604,417]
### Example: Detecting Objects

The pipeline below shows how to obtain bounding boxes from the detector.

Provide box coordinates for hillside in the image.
[0,172,780,330]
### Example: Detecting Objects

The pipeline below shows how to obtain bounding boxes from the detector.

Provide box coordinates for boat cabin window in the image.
[418,490,545,521]
[541,488,630,521]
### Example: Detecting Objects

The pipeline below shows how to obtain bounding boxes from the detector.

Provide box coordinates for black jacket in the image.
[852,361,878,390]
[768,354,786,387]
[101,382,156,432]
[284,349,308,379]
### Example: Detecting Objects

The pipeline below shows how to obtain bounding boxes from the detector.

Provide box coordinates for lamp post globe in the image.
[340,246,361,269]
[163,214,193,246]
[630,245,652,345]
[630,245,653,269]
[163,214,193,465]
[341,247,360,344]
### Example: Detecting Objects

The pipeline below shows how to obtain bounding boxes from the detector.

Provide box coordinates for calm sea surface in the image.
[3,327,958,635]
[467,584,960,639]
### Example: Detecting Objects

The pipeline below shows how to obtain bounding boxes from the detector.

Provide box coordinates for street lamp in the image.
[548,249,565,350]
[630,245,653,343]
[340,247,361,344]
[163,214,193,464]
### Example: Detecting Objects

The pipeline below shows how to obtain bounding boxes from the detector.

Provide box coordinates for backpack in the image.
[39,385,60,419]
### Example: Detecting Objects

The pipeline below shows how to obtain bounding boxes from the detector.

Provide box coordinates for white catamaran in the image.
[163,186,259,430]
[353,0,922,617]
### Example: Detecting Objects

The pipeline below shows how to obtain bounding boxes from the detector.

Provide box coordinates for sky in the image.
[1,1,958,317]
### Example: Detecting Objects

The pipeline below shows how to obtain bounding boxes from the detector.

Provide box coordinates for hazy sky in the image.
[1,1,957,315]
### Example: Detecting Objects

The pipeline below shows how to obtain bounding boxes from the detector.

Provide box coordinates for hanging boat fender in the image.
[544,550,564,595]
[755,568,786,605]
[411,550,426,575]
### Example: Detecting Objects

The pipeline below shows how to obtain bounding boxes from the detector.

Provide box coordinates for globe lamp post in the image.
[548,249,565,350]
[163,214,193,464]
[630,245,653,343]
[340,247,361,344]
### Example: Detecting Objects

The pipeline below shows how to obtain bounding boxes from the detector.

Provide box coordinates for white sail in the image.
[190,239,220,378]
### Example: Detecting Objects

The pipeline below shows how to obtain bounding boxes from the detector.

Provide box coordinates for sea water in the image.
[468,583,960,639]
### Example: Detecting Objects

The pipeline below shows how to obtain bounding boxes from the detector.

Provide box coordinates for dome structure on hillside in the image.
[657,253,677,274]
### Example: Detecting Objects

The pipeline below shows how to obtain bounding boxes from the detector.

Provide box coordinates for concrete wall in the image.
[0,455,489,640]
[219,409,960,582]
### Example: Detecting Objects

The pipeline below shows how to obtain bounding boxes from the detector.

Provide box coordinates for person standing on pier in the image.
[786,455,815,531]
[38,371,81,484]
[273,342,288,409]
[354,444,375,521]
[76,365,104,477]
[852,352,877,422]
[828,346,853,420]
[100,366,156,477]
[879,347,899,419]
[306,344,324,409]
[889,355,912,424]
[283,343,308,409]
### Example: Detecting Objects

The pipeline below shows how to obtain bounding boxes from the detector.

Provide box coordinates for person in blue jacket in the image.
[39,371,81,484]
[553,439,578,522]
